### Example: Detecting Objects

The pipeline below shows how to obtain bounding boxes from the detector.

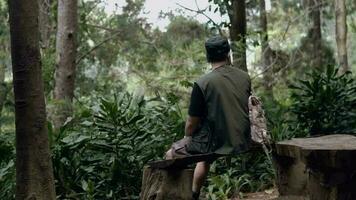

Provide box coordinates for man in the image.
[165,36,251,199]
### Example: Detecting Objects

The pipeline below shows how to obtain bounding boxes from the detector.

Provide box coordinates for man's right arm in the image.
[185,116,201,137]
[186,83,206,137]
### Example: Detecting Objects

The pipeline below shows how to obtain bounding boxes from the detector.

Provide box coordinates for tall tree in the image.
[335,0,348,73]
[53,0,78,129]
[7,0,56,199]
[260,0,273,96]
[38,0,52,49]
[0,65,6,117]
[227,0,247,71]
[307,0,323,68]
[0,0,9,120]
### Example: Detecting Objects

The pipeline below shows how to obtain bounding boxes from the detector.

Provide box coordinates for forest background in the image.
[1,0,356,199]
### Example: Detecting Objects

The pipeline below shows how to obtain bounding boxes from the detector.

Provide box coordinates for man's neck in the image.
[211,60,228,70]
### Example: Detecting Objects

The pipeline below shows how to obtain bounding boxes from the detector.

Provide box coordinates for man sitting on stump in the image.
[165,36,252,199]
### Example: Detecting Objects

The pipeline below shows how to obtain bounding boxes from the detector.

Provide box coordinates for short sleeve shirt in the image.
[188,83,207,117]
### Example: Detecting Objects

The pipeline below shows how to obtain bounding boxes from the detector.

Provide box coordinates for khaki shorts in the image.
[165,137,219,164]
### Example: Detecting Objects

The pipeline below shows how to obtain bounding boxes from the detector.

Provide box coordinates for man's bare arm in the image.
[185,116,201,137]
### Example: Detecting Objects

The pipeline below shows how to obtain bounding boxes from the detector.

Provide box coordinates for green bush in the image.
[205,151,275,199]
[0,132,15,200]
[0,160,15,199]
[290,66,356,135]
[53,92,184,199]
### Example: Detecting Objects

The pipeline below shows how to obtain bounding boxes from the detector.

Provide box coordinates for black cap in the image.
[205,36,230,62]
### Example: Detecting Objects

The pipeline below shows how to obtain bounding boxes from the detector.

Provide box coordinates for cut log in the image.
[275,134,356,200]
[140,166,193,200]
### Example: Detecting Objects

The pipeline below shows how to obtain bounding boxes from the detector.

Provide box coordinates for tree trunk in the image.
[260,0,273,96]
[0,65,6,117]
[228,0,247,72]
[8,0,56,199]
[53,0,78,129]
[0,65,8,133]
[140,166,193,200]
[335,0,348,73]
[38,0,51,49]
[307,0,323,69]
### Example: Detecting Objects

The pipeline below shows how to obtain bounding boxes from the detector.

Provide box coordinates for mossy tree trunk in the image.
[260,0,274,98]
[8,0,56,199]
[335,0,348,73]
[53,0,78,130]
[307,0,323,69]
[0,64,7,118]
[38,0,52,49]
[227,0,247,72]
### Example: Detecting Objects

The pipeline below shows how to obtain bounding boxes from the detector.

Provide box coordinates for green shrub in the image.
[290,66,356,135]
[53,92,184,199]
[0,133,15,200]
[0,160,15,199]
[205,151,274,199]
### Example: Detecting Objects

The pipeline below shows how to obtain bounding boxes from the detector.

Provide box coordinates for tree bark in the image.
[38,0,51,49]
[8,0,56,199]
[273,154,308,196]
[140,166,193,200]
[335,0,348,73]
[307,0,323,69]
[228,0,247,72]
[275,134,356,200]
[53,0,78,129]
[260,0,273,96]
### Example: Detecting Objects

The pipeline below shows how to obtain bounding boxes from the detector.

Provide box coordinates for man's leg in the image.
[192,161,210,199]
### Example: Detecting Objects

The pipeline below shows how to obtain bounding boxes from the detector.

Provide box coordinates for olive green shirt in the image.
[186,65,251,155]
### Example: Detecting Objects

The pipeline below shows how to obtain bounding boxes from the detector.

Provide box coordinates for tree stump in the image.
[273,153,308,196]
[140,154,218,200]
[275,134,356,200]
[140,166,193,200]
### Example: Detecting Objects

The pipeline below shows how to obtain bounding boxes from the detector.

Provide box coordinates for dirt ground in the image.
[229,188,308,200]
[200,188,308,200]
[233,188,278,200]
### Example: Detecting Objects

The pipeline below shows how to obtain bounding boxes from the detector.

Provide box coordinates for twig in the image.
[176,3,223,35]
[76,31,122,64]
[82,23,117,32]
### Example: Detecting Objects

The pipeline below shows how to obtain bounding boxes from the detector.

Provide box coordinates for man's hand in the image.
[185,116,201,137]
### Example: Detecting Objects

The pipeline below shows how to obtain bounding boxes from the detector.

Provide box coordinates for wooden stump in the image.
[140,166,194,200]
[273,153,308,196]
[275,134,356,200]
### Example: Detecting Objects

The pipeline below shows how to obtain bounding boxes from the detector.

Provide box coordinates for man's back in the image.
[193,64,251,155]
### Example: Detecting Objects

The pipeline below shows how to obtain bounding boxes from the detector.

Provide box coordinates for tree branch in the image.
[76,31,122,64]
[82,23,117,32]
[176,3,223,35]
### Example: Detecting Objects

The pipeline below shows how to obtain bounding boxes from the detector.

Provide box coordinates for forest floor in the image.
[238,188,278,199]
[227,188,308,200]
[234,188,278,200]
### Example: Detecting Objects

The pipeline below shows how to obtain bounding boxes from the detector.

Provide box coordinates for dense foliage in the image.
[0,134,14,199]
[1,0,356,199]
[206,152,274,199]
[290,66,356,135]
[53,92,184,199]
